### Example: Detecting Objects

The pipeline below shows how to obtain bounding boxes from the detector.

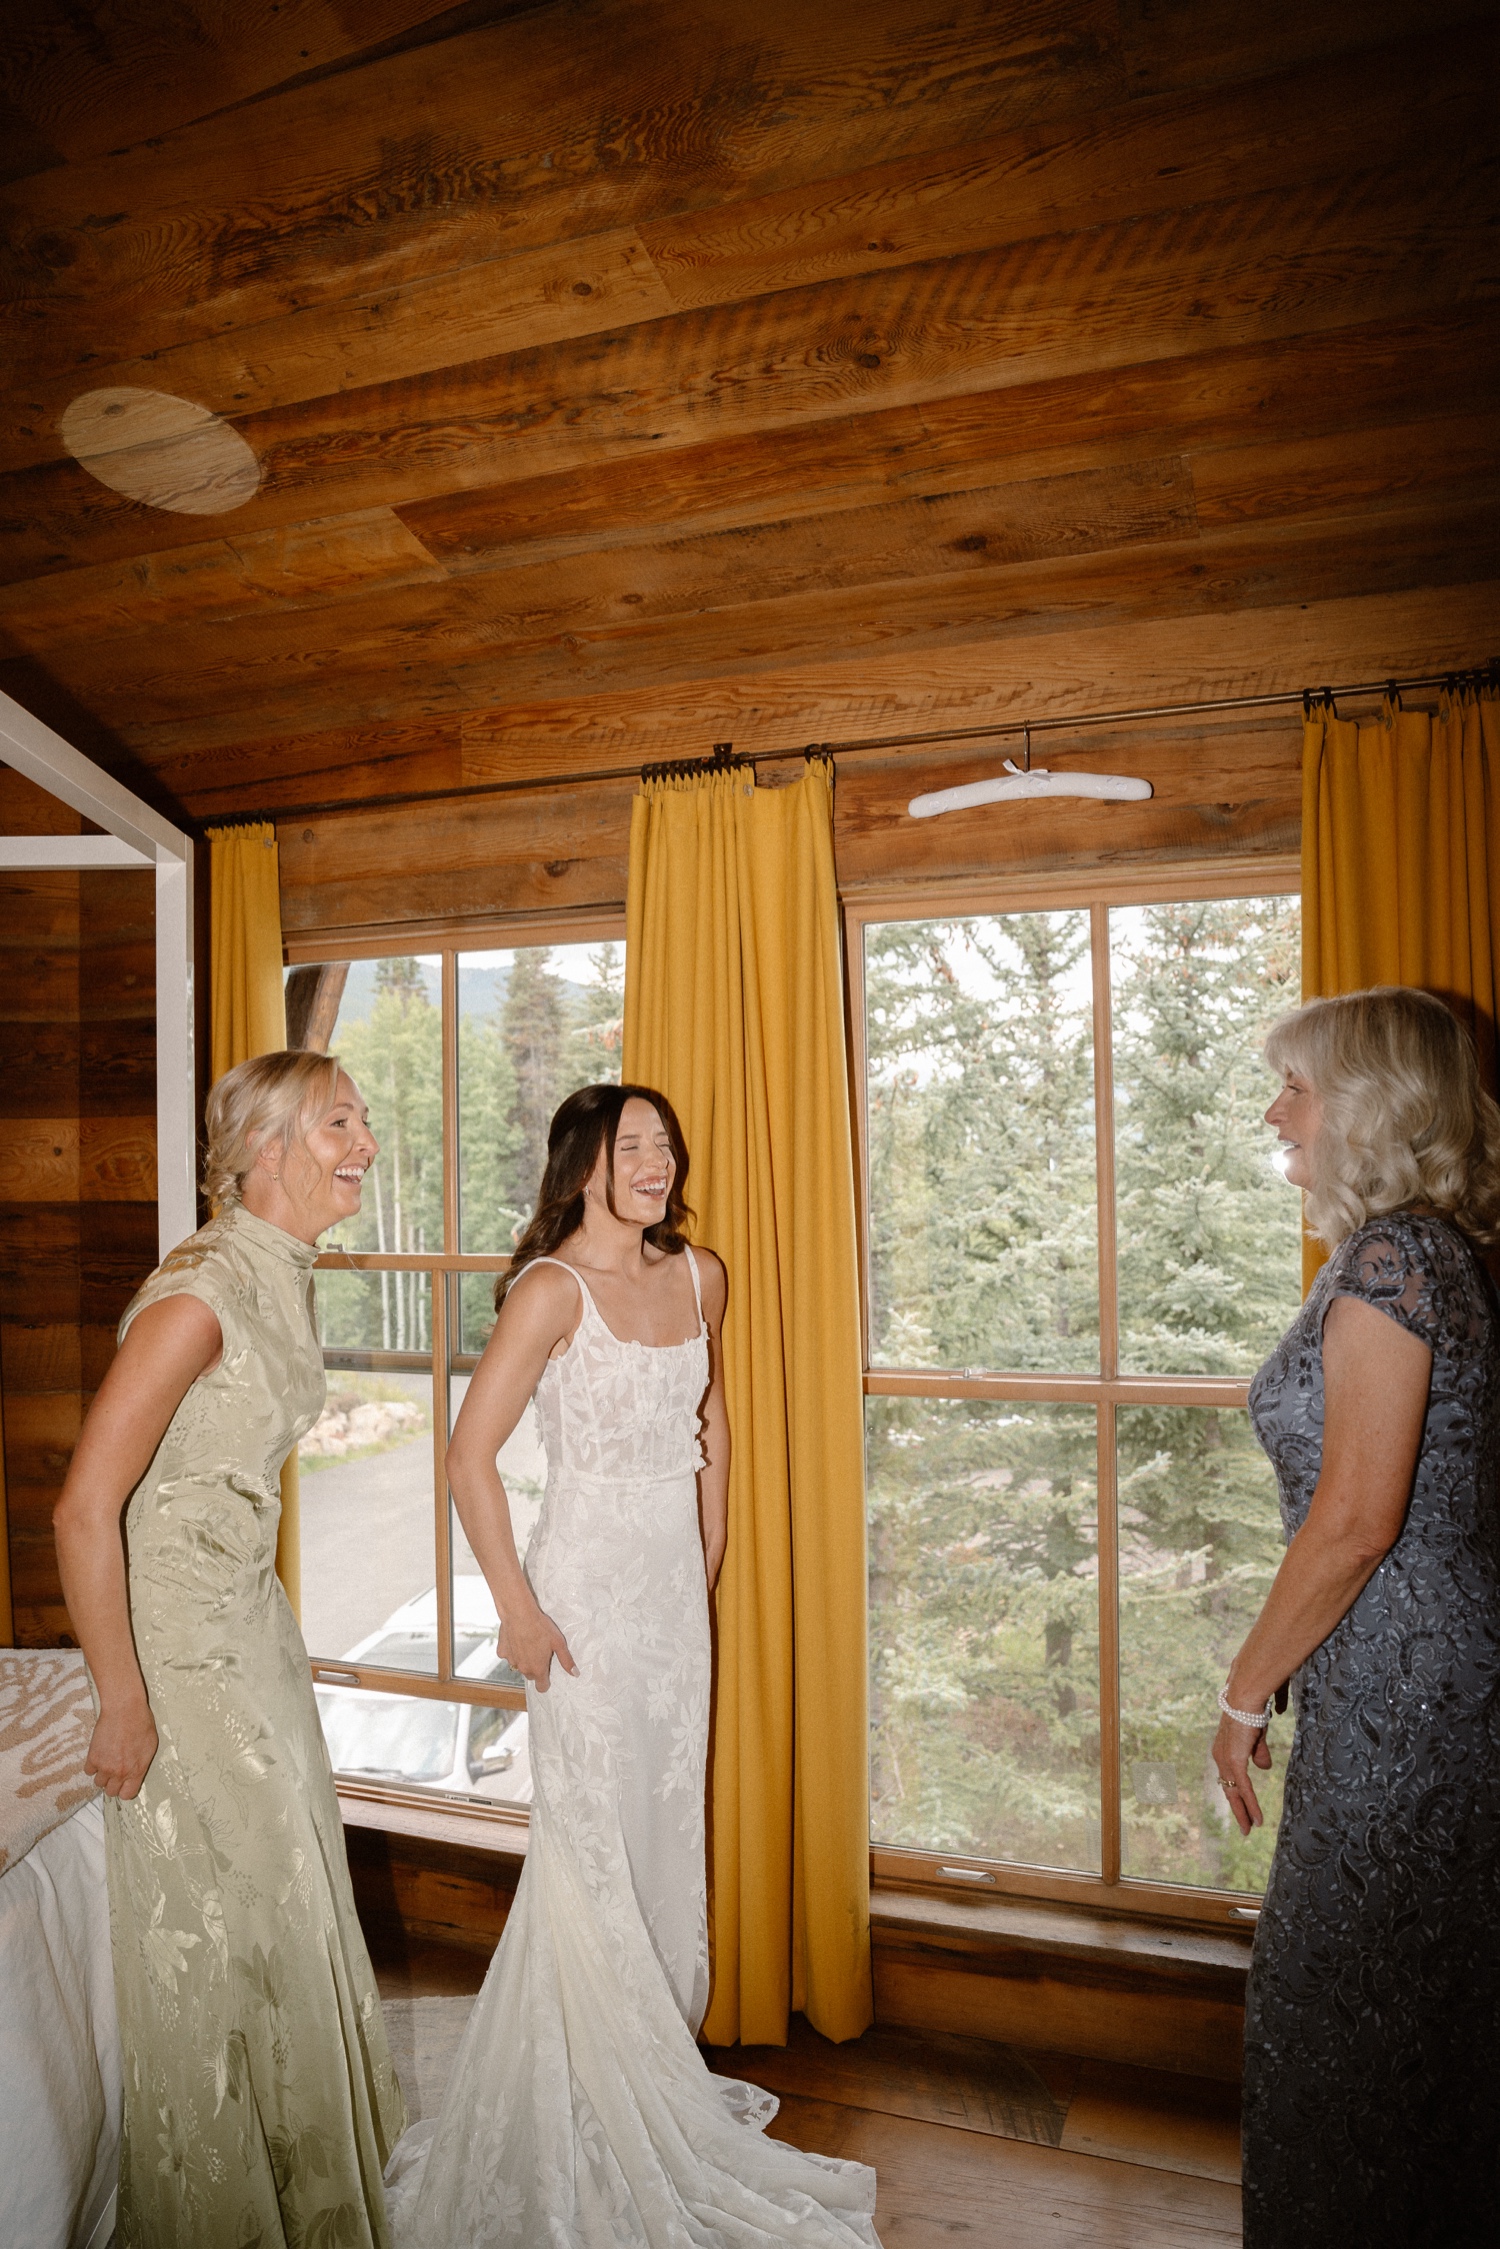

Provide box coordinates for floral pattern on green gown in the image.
[101,1203,406,2249]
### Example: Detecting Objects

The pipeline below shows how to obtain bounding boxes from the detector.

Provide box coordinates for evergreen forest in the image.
[302,907,1302,1897]
[864,896,1303,1894]
[313,943,623,1359]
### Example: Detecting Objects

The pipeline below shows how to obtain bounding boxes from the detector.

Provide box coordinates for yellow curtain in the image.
[1301,686,1500,1283]
[209,824,300,1611]
[623,759,873,2047]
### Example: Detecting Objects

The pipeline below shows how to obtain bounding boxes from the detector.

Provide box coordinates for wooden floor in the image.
[368,1932,1242,2245]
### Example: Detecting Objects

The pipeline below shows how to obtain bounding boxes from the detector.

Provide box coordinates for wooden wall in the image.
[0,766,156,1647]
[277,704,1306,945]
[341,1806,1254,2079]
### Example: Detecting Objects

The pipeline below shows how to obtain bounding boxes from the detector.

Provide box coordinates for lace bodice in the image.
[527,1250,709,1486]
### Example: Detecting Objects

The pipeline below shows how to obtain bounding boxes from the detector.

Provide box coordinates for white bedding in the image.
[0,1797,120,2249]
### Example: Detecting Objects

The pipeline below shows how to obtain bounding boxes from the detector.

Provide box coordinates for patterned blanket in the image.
[0,1649,99,1875]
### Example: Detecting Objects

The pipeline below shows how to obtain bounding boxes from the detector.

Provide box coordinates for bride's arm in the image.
[447,1267,581,1691]
[695,1250,730,1590]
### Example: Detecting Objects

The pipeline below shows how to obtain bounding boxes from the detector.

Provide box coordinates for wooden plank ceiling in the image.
[0,0,1496,828]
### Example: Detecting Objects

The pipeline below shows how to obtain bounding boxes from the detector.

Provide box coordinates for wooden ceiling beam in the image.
[393,309,1500,572]
[1,228,677,475]
[4,308,1494,648]
[0,1,479,169]
[449,577,1500,772]
[3,455,1200,658]
[0,0,1129,374]
[148,722,467,823]
[636,23,1489,315]
[84,500,1500,751]
[1114,0,1483,98]
[1190,411,1500,531]
[22,400,1496,672]
[3,152,1492,586]
[5,16,1487,458]
[0,510,448,645]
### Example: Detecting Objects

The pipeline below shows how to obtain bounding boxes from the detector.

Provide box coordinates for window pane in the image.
[868,1395,1100,1872]
[300,1271,435,1672]
[320,955,444,1262]
[1117,1404,1285,1892]
[447,1365,546,1747]
[865,913,1096,1373]
[315,1686,531,1803]
[457,941,624,1287]
[455,1272,500,1361]
[1112,897,1301,1375]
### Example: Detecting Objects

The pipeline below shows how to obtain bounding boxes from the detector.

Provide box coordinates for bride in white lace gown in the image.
[386,1084,880,2247]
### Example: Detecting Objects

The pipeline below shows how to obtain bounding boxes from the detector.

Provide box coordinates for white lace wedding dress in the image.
[385,1250,881,2247]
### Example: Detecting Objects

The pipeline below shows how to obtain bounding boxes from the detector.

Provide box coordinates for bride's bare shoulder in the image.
[500,1258,584,1330]
[687,1243,727,1317]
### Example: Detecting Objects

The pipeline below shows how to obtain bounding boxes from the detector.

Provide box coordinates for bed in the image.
[0,1650,120,2249]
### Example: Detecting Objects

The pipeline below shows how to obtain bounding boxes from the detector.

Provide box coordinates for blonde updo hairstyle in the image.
[1264,987,1500,1250]
[203,1049,345,1207]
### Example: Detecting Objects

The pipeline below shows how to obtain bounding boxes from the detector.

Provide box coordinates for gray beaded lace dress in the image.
[1244,1212,1500,2246]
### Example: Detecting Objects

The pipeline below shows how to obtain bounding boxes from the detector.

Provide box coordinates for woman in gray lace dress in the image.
[1214,988,1500,2246]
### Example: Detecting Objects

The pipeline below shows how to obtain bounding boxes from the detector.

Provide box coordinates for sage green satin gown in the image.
[102,1203,405,2249]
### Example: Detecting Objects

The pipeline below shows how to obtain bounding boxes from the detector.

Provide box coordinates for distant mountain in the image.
[294,949,607,1030]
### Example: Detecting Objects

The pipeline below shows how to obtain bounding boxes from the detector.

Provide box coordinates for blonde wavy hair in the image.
[203,1049,344,1206]
[1264,987,1500,1250]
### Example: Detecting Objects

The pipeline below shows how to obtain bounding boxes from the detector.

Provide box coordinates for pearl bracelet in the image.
[1218,1684,1274,1729]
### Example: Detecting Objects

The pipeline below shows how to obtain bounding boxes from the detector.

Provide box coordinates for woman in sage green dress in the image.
[54,1050,405,2249]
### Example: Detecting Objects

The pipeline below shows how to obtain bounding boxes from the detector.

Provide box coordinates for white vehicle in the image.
[314,1576,532,1804]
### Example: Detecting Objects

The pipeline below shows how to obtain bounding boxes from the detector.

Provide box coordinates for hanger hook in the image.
[1022,724,1031,773]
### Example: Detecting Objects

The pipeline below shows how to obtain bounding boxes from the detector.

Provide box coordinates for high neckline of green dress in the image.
[226,1202,321,1269]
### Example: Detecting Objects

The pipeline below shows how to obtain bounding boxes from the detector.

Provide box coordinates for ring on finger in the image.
[1220,1779,1236,1795]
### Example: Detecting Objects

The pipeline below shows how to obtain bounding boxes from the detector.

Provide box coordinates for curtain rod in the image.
[201,664,1497,831]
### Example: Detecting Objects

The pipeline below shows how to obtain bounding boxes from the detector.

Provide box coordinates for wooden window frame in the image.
[294,915,626,1796]
[847,853,1300,1930]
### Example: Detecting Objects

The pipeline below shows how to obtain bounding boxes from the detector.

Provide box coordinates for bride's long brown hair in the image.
[495,1082,693,1309]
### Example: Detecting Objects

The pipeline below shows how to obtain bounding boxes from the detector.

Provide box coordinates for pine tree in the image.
[862,896,1302,1889]
[501,949,565,1214]
[324,957,442,1353]
[559,942,624,1092]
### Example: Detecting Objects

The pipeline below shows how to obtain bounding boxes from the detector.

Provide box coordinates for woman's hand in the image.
[1212,1712,1274,1837]
[498,1594,578,1693]
[85,1697,160,1800]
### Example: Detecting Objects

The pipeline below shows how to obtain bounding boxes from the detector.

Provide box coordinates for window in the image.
[291,935,623,1807]
[853,874,1301,1917]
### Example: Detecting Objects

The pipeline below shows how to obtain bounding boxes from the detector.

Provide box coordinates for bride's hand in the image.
[498,1595,579,1693]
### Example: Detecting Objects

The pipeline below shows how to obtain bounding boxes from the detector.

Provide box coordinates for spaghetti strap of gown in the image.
[385,1249,881,2245]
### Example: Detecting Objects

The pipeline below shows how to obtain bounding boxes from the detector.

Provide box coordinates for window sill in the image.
[870,1884,1253,1987]
[334,1785,1249,1983]
[336,1780,530,1859]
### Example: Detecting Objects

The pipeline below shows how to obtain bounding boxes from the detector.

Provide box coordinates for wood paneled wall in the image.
[277,704,1306,945]
[0,766,156,1646]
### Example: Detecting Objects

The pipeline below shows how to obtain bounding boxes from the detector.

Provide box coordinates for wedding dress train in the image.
[385,1251,880,2247]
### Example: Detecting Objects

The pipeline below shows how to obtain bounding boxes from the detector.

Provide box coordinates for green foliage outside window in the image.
[301,944,624,1357]
[868,1396,1101,1871]
[867,912,1098,1374]
[865,896,1301,1891]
